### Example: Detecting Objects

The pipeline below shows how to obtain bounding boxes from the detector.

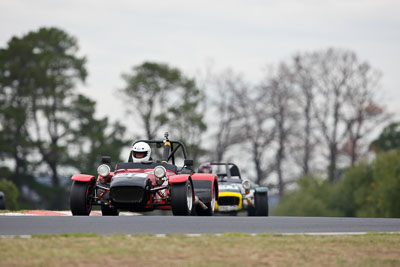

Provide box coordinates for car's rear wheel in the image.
[70,181,94,216]
[101,203,119,216]
[254,192,269,216]
[171,180,194,216]
[197,184,217,216]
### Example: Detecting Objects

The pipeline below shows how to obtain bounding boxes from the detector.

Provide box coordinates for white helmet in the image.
[131,142,151,163]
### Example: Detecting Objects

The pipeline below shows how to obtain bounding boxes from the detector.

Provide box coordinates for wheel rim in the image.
[211,187,216,212]
[86,184,93,213]
[187,182,193,211]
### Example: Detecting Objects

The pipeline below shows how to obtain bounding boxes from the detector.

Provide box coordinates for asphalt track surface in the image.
[1,216,400,235]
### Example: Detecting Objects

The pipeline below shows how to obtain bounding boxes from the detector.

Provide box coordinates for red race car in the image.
[70,133,218,216]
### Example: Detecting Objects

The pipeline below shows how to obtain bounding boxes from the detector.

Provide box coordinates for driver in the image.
[198,162,212,173]
[130,142,152,163]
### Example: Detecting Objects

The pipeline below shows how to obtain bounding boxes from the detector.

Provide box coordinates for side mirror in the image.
[184,159,194,167]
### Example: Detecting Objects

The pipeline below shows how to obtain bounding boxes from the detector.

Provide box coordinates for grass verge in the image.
[1,233,400,266]
[0,210,28,214]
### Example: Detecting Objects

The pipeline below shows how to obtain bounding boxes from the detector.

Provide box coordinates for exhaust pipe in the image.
[195,196,208,210]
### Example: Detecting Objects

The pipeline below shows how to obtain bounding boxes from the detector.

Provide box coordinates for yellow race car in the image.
[215,190,243,214]
[206,162,269,216]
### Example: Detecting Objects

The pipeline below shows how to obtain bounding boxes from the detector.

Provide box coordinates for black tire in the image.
[197,183,217,216]
[101,203,119,216]
[254,192,269,216]
[0,193,5,210]
[70,181,93,216]
[171,180,194,216]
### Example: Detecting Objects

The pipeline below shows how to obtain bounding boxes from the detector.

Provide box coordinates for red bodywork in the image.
[192,173,219,198]
[71,174,96,182]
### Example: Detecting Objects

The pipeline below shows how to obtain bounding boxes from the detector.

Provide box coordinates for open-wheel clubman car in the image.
[208,162,269,216]
[70,133,218,216]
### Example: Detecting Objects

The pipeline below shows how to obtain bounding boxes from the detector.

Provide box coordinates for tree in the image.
[272,177,342,217]
[0,178,19,210]
[207,69,247,162]
[290,53,319,176]
[369,122,400,152]
[68,94,127,174]
[28,28,87,186]
[332,161,374,217]
[368,150,400,217]
[259,63,299,196]
[341,63,389,165]
[121,62,207,163]
[121,62,182,140]
[273,149,400,218]
[166,82,207,163]
[0,27,126,209]
[232,77,276,186]
[309,48,386,181]
[0,27,87,186]
[0,35,36,180]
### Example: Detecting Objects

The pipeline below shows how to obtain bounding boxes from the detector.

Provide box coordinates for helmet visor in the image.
[134,151,147,159]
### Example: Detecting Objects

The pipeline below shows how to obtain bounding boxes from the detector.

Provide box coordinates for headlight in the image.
[242,179,251,190]
[154,166,166,179]
[97,164,110,177]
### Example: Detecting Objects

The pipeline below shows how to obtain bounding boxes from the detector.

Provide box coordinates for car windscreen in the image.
[116,162,177,173]
[216,172,241,182]
[219,178,242,183]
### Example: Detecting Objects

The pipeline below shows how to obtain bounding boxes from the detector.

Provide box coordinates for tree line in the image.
[207,49,389,196]
[0,27,393,211]
[273,142,400,218]
[0,27,207,209]
[0,28,126,209]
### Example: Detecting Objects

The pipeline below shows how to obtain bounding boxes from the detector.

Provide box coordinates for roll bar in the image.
[209,162,242,179]
[131,139,189,166]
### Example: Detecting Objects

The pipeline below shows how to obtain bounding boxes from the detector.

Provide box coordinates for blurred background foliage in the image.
[0,27,127,209]
[0,178,19,210]
[0,26,399,217]
[273,149,400,218]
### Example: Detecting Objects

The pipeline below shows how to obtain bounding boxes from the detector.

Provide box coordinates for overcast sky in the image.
[1,0,400,129]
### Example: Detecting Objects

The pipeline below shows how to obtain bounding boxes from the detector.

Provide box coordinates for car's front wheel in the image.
[171,180,194,216]
[70,181,94,216]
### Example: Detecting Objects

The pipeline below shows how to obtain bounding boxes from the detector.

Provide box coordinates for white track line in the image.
[1,232,399,239]
[155,234,166,238]
[186,233,202,237]
[282,232,369,236]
